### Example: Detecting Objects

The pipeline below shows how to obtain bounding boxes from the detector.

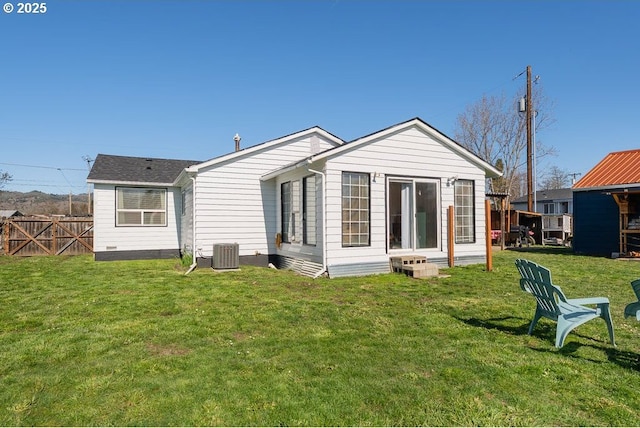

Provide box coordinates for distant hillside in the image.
[0,190,91,216]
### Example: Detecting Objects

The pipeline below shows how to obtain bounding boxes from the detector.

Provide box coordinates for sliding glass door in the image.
[388,179,439,250]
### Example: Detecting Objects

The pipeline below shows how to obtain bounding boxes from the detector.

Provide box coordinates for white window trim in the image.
[303,175,317,246]
[341,172,371,248]
[116,187,167,227]
[454,179,475,244]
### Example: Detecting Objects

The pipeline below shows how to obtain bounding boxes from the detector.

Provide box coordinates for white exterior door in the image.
[388,178,440,251]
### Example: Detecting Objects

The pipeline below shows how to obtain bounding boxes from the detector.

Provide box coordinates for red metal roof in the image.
[573,149,640,189]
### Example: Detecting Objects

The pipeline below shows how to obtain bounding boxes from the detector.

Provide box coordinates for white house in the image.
[87,117,502,278]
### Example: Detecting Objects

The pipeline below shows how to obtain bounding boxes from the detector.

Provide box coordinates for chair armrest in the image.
[567,297,609,306]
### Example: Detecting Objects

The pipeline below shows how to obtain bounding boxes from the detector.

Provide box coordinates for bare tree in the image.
[454,86,555,202]
[540,165,569,190]
[455,94,524,198]
[0,170,12,189]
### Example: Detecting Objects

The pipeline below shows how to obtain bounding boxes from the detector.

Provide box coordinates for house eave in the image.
[572,183,640,192]
[87,179,177,187]
[187,127,344,174]
[261,158,314,181]
[284,118,502,179]
[259,118,503,182]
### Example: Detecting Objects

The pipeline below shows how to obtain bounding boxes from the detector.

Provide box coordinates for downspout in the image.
[308,167,327,278]
[185,174,198,275]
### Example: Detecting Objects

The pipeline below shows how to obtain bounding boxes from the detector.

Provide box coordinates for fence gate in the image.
[2,217,93,256]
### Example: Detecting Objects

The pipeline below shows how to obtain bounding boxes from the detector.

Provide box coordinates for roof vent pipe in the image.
[234,133,241,152]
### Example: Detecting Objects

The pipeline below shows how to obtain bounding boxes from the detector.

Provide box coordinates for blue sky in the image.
[0,0,638,194]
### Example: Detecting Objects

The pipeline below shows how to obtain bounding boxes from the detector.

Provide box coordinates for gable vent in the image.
[310,135,320,154]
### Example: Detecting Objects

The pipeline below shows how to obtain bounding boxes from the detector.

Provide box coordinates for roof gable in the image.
[0,210,23,218]
[573,149,640,190]
[87,154,201,185]
[324,117,501,176]
[186,126,344,173]
[262,117,501,180]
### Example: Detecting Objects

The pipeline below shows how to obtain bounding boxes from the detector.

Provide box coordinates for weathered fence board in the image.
[2,217,93,256]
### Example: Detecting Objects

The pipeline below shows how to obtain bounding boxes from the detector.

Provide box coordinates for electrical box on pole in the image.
[519,96,526,113]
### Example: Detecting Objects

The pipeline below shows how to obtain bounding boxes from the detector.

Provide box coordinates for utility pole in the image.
[569,172,582,185]
[526,65,533,212]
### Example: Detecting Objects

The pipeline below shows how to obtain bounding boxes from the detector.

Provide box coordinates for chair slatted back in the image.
[631,279,640,301]
[515,259,564,320]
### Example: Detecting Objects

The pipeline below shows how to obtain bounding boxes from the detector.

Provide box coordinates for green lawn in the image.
[1,248,640,426]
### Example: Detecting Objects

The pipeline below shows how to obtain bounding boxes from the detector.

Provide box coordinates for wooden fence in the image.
[1,216,93,256]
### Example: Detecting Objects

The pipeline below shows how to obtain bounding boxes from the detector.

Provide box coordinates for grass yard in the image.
[1,248,640,426]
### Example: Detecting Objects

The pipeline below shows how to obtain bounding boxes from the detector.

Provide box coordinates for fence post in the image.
[485,199,493,272]
[448,205,454,267]
[2,219,6,255]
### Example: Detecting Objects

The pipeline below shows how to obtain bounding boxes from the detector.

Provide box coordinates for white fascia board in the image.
[304,118,502,178]
[423,127,503,178]
[573,183,640,192]
[261,158,312,181]
[185,127,343,174]
[173,170,197,187]
[87,179,176,187]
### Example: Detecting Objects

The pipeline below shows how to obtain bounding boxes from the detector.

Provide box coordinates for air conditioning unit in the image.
[213,243,239,269]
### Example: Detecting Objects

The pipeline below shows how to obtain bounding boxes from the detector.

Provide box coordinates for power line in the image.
[0,162,85,171]
[4,182,85,189]
[57,168,75,189]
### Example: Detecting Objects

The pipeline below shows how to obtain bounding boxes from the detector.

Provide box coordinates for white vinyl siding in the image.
[93,184,181,252]
[194,133,339,258]
[322,124,488,272]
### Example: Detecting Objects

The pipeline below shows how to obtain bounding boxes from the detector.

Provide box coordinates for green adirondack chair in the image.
[623,279,640,321]
[515,259,616,348]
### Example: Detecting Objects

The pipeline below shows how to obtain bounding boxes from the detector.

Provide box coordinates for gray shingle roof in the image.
[87,154,201,185]
[511,188,573,203]
[0,210,23,218]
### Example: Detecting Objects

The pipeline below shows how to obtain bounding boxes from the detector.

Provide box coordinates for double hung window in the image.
[116,187,167,226]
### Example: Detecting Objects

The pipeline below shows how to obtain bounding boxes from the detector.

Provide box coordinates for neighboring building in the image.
[511,188,573,215]
[87,117,502,277]
[0,210,24,218]
[0,210,24,255]
[572,149,640,257]
[511,188,573,244]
